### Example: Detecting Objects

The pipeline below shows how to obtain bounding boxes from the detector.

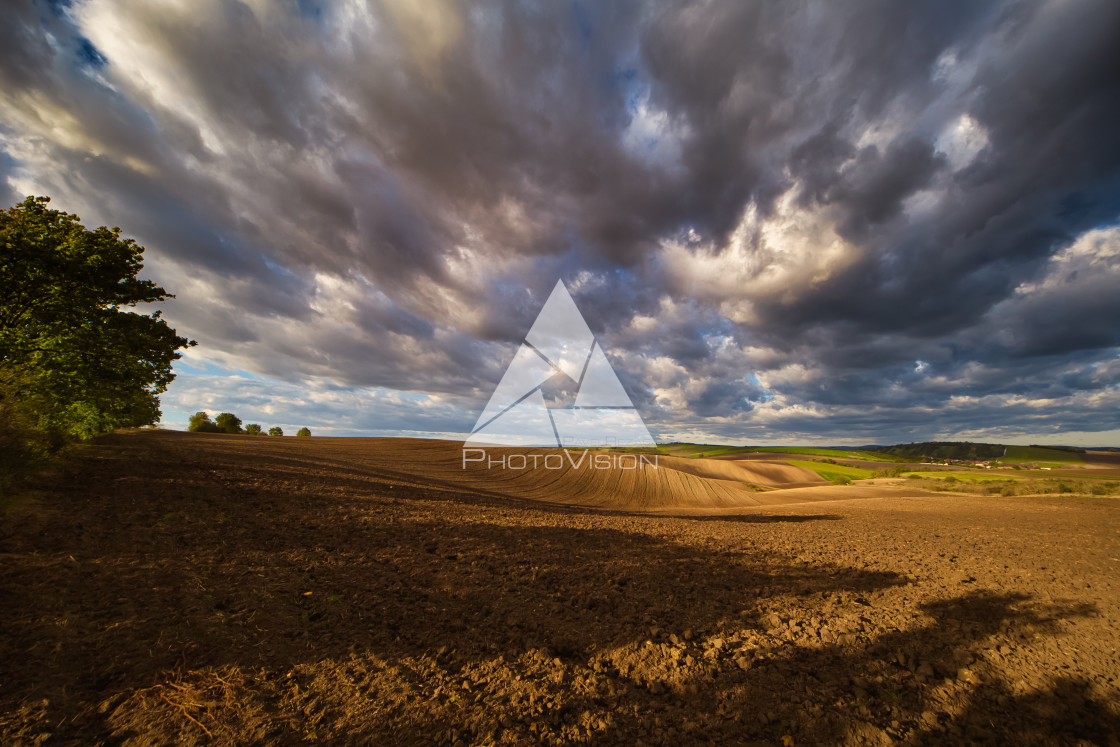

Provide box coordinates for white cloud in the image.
[660,188,863,325]
[936,113,990,171]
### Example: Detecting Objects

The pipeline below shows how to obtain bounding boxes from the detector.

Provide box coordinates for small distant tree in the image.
[214,412,242,434]
[268,426,283,436]
[245,423,262,435]
[188,411,221,433]
[296,427,311,437]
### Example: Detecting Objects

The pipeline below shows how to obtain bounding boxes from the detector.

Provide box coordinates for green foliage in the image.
[0,375,57,493]
[188,411,221,433]
[0,196,192,454]
[245,423,262,436]
[296,427,311,437]
[214,412,242,434]
[190,411,243,434]
[268,427,283,437]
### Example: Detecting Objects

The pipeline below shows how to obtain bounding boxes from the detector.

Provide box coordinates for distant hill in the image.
[876,442,1006,461]
[871,442,1086,462]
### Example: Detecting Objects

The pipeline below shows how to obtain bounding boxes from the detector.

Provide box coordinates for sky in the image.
[2,0,1119,446]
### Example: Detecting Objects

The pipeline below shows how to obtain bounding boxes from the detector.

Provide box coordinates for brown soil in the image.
[2,430,1118,745]
[1084,451,1120,466]
[1068,452,1120,477]
[651,456,824,489]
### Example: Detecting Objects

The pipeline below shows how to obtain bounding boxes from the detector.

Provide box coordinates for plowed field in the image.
[2,430,1118,745]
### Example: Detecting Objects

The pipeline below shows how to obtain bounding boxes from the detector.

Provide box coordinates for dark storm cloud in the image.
[689,378,770,419]
[1,0,1118,442]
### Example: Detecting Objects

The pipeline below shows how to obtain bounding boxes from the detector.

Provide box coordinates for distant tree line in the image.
[1,197,192,488]
[188,411,310,437]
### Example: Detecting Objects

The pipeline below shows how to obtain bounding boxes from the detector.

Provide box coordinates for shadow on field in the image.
[658,512,843,523]
[0,431,1115,744]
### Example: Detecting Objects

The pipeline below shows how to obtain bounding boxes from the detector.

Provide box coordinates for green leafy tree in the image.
[0,196,193,442]
[188,411,221,433]
[214,412,242,434]
[245,423,262,435]
[0,367,52,489]
[268,426,283,436]
[296,427,311,437]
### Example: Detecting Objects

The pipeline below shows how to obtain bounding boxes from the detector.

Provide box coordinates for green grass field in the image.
[786,459,875,481]
[576,446,670,456]
[612,444,1091,469]
[684,446,757,458]
[741,447,906,462]
[901,471,1030,482]
[651,444,743,458]
[655,444,909,461]
[999,446,1084,464]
